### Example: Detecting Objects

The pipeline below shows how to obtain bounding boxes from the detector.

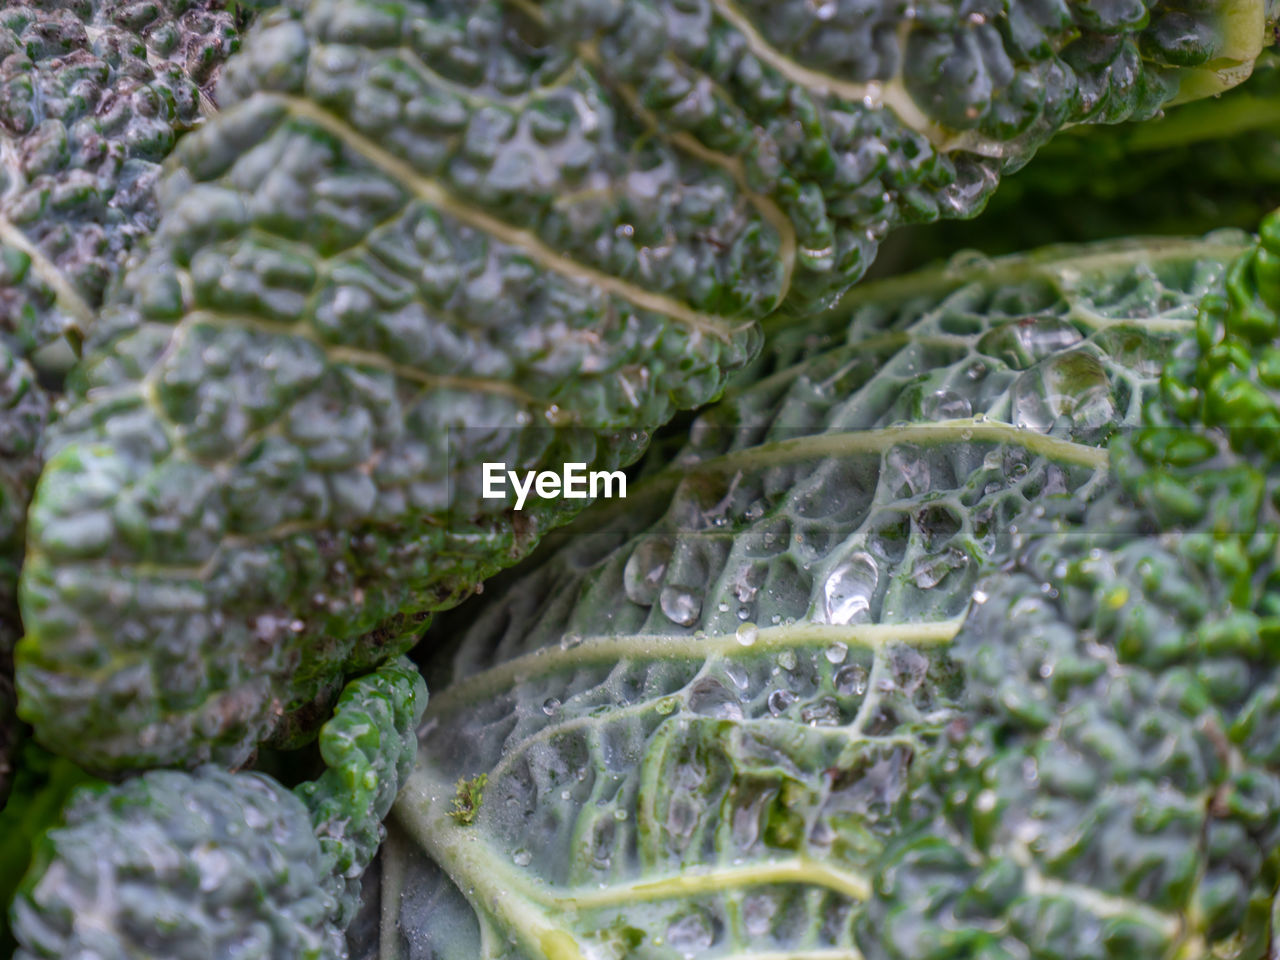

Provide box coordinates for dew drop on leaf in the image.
[541,697,561,716]
[724,663,750,690]
[886,445,930,496]
[921,388,972,420]
[660,584,702,626]
[822,552,877,624]
[801,697,840,725]
[736,622,758,646]
[825,641,848,664]
[911,547,969,589]
[666,912,714,955]
[835,664,868,696]
[688,678,744,719]
[742,893,778,936]
[623,538,672,605]
[767,689,797,716]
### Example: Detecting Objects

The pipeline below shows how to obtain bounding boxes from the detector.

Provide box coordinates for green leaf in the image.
[849,215,1280,960]
[0,741,98,958]
[880,53,1280,267]
[9,656,425,960]
[0,0,242,745]
[18,0,1268,773]
[357,234,1242,959]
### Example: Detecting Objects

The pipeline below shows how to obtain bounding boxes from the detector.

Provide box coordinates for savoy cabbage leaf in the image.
[9,656,425,960]
[352,232,1248,959]
[879,51,1280,268]
[863,216,1280,959]
[0,0,240,813]
[16,0,1272,775]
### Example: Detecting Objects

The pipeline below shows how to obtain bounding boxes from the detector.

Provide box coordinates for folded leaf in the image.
[0,0,241,749]
[357,233,1244,959]
[10,656,425,960]
[883,52,1280,264]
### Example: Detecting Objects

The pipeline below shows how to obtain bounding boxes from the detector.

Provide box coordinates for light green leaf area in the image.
[370,235,1245,960]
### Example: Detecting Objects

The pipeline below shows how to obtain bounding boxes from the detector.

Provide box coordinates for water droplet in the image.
[660,585,702,626]
[655,696,678,715]
[921,389,972,421]
[835,664,868,696]
[623,538,672,605]
[613,809,628,821]
[886,445,930,497]
[724,663,750,691]
[742,893,778,936]
[822,552,878,625]
[736,622,759,646]
[666,912,714,954]
[977,316,1083,371]
[542,697,561,716]
[801,697,840,725]
[688,677,744,720]
[559,632,583,651]
[825,641,848,664]
[777,650,797,671]
[911,547,969,590]
[513,849,532,866]
[732,565,763,603]
[767,689,797,716]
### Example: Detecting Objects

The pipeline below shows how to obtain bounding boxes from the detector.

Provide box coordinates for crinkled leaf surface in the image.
[0,0,238,358]
[0,0,240,741]
[359,235,1244,960]
[11,656,425,960]
[884,52,1280,265]
[862,219,1280,959]
[17,0,1269,773]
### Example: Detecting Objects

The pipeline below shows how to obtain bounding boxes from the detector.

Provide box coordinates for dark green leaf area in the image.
[863,213,1280,960]
[10,656,425,960]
